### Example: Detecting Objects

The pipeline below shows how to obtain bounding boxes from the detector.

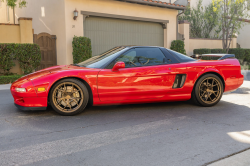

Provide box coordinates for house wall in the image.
[189,38,237,55]
[14,0,178,66]
[64,0,178,65]
[13,0,178,65]
[0,24,20,43]
[14,0,67,65]
[237,23,250,49]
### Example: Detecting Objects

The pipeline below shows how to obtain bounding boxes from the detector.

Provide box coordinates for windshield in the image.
[77,47,128,68]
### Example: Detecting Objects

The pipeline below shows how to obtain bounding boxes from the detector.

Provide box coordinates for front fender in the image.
[31,70,99,98]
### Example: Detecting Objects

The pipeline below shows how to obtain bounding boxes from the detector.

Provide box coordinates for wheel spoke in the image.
[71,99,79,106]
[201,91,206,97]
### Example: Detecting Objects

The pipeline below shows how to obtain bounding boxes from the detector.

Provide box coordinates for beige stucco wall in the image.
[178,22,190,54]
[0,24,20,43]
[188,38,237,55]
[19,19,33,43]
[0,19,33,43]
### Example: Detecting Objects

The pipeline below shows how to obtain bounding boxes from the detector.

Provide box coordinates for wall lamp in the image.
[73,9,78,20]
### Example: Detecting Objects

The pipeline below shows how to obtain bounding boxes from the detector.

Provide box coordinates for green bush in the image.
[228,48,245,60]
[72,36,92,64]
[16,44,41,74]
[211,49,227,54]
[244,49,250,63]
[193,48,211,55]
[0,75,23,84]
[0,43,41,74]
[0,44,16,74]
[170,40,186,54]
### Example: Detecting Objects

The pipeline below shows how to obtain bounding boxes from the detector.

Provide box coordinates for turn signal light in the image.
[37,87,46,92]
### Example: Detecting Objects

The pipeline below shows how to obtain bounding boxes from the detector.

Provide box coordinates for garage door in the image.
[84,17,164,56]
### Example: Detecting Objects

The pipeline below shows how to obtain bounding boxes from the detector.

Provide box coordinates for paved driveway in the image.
[0,71,249,166]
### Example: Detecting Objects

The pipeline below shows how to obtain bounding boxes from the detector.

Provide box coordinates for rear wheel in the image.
[49,79,89,115]
[192,74,223,107]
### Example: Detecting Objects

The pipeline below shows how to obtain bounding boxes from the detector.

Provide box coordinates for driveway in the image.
[0,71,249,166]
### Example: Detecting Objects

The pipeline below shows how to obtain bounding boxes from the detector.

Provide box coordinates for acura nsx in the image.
[11,46,244,115]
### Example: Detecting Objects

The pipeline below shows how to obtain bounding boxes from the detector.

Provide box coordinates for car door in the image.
[97,47,179,101]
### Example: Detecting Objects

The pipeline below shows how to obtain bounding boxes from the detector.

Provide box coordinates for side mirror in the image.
[112,61,125,72]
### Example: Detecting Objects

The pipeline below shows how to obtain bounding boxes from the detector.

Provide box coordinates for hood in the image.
[15,65,91,82]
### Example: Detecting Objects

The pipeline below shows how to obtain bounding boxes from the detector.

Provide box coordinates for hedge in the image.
[193,48,211,55]
[170,40,186,54]
[72,36,92,64]
[193,48,250,65]
[0,43,41,75]
[0,75,23,84]
[211,49,227,54]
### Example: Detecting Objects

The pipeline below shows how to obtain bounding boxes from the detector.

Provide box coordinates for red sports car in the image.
[11,46,244,115]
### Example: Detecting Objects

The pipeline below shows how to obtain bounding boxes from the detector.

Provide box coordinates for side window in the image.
[160,48,180,64]
[107,47,167,69]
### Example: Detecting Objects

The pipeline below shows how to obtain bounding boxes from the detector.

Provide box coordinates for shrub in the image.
[193,48,211,55]
[170,40,186,54]
[0,43,41,74]
[16,44,41,74]
[72,36,92,64]
[0,44,16,74]
[0,75,23,84]
[228,48,245,60]
[211,49,227,54]
[244,49,250,64]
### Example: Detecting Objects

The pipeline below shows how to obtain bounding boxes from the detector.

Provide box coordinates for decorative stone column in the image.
[178,20,190,55]
[18,17,33,43]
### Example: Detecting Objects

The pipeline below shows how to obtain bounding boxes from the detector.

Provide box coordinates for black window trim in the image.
[165,48,196,63]
[159,47,180,64]
[103,47,174,69]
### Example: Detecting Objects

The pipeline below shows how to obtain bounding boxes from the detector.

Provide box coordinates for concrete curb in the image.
[0,84,11,90]
[207,148,250,166]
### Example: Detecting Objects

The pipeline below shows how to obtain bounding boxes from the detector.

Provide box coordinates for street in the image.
[0,71,249,166]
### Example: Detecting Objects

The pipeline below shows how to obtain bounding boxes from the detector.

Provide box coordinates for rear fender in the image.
[193,68,226,91]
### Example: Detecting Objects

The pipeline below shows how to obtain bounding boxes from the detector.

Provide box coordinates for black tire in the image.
[49,78,89,115]
[192,74,224,107]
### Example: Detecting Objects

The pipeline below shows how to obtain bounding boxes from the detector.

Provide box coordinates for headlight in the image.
[15,88,26,92]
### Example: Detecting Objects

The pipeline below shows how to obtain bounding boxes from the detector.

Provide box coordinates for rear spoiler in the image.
[201,54,235,60]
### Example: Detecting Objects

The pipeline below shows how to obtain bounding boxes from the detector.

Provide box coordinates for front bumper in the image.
[11,78,48,108]
[14,103,47,111]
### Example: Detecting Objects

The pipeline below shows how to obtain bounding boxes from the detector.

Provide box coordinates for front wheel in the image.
[192,74,224,107]
[49,79,89,115]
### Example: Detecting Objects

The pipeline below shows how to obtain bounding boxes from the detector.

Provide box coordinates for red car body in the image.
[10,47,244,110]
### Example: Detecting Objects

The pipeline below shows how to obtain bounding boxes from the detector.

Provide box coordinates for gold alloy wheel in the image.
[198,77,222,104]
[52,82,84,113]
